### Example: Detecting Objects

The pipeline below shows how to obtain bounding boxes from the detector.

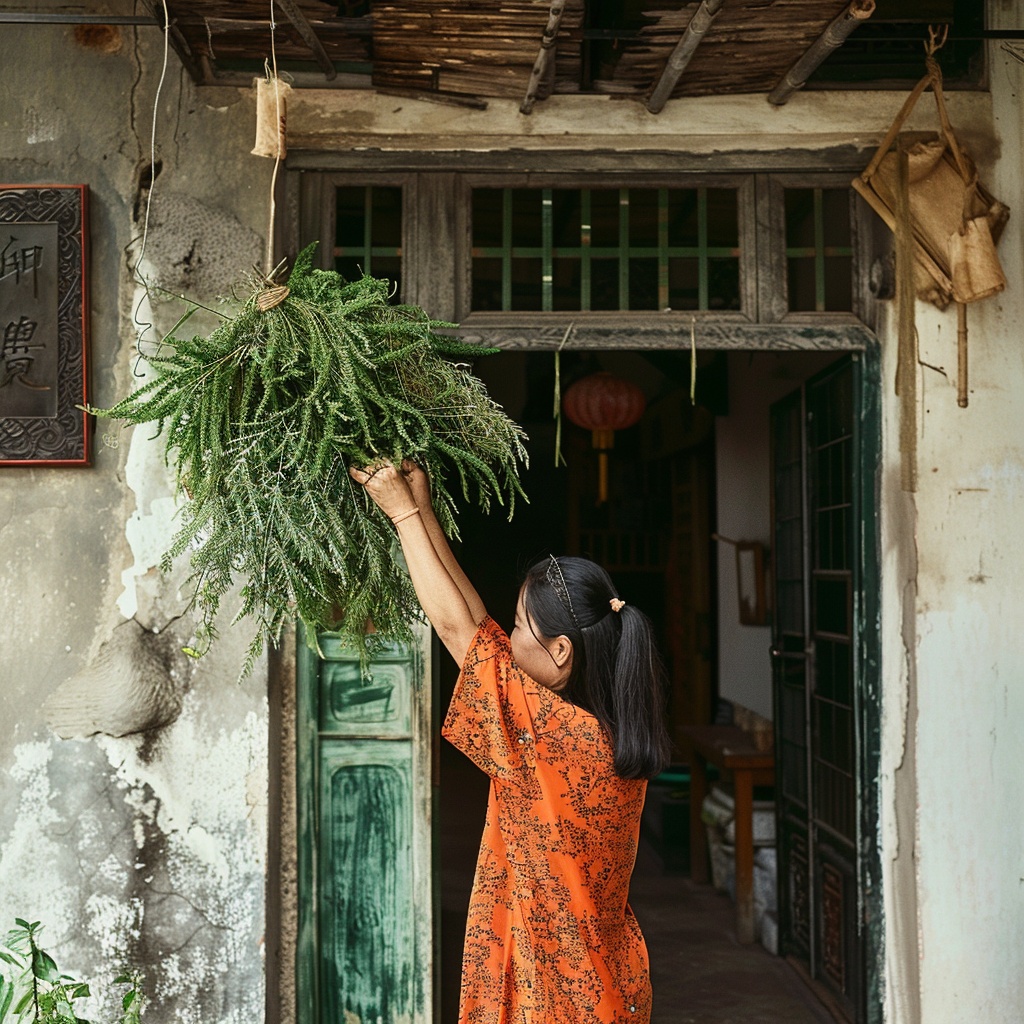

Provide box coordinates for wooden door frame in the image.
[272,161,885,1024]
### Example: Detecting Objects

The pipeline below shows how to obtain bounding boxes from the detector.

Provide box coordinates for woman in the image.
[350,459,671,1024]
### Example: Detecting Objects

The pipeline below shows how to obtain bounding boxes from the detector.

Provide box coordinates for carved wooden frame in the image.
[0,184,89,466]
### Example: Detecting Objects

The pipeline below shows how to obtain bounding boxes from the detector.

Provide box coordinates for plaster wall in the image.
[0,24,272,1023]
[900,27,1024,1021]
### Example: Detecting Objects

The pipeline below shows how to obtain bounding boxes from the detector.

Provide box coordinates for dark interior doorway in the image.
[437,347,720,1021]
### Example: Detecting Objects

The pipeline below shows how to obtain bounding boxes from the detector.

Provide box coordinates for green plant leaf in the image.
[0,978,14,1019]
[121,990,135,1012]
[12,989,32,1015]
[69,984,89,999]
[31,949,59,983]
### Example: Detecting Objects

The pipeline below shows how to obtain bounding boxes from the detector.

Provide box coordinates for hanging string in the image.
[265,0,283,277]
[129,0,172,376]
[689,316,697,405]
[552,321,574,467]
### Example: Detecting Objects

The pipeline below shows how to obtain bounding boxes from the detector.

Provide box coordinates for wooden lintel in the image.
[767,0,875,106]
[274,0,337,81]
[520,1,566,115]
[646,0,726,115]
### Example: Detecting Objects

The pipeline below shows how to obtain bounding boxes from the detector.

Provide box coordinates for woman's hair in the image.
[521,555,672,780]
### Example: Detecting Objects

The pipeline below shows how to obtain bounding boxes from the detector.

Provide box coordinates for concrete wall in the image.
[885,19,1024,1020]
[0,24,271,1023]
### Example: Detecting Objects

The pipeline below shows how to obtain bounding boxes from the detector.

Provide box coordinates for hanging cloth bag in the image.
[852,55,1009,310]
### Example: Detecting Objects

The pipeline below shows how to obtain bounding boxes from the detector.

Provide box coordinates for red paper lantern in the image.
[563,372,646,502]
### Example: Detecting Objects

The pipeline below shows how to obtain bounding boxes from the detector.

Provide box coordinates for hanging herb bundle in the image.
[92,243,527,670]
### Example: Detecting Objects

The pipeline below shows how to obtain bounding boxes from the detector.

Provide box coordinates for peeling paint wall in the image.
[0,23,271,1024]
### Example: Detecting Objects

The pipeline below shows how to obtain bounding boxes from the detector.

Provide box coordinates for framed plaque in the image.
[0,185,89,465]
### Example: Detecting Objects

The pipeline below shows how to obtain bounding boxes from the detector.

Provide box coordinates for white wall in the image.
[714,352,839,720]
[886,20,1024,1019]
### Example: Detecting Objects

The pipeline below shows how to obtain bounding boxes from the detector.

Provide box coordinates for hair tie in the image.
[609,598,625,613]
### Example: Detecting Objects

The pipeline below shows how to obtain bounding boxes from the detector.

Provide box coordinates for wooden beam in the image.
[520,1,566,115]
[646,0,726,115]
[767,0,875,106]
[274,0,337,81]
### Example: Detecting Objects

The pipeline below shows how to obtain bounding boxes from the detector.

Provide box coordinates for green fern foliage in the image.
[91,244,527,669]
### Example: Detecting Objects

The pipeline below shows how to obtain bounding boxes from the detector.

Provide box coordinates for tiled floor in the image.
[440,743,835,1024]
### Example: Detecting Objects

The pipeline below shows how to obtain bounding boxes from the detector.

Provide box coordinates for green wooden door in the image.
[770,357,866,1021]
[297,626,435,1024]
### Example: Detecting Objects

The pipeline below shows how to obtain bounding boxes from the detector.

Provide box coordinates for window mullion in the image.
[542,189,553,312]
[698,187,709,312]
[581,190,592,312]
[502,189,512,311]
[658,188,669,312]
[619,188,629,310]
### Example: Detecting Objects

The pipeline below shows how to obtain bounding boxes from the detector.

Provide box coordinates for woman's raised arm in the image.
[349,461,482,664]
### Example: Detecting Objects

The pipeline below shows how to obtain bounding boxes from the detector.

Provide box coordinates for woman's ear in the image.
[550,634,574,670]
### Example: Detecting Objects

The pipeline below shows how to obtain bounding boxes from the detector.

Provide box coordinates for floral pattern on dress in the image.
[443,616,652,1024]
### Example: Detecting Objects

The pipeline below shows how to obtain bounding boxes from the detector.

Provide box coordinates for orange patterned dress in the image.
[442,616,652,1024]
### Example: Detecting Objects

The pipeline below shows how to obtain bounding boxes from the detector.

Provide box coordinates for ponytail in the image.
[522,556,671,780]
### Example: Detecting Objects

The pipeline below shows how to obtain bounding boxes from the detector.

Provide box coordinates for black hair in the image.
[521,556,672,780]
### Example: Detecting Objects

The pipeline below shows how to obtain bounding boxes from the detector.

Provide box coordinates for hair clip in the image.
[546,555,580,628]
[609,598,625,613]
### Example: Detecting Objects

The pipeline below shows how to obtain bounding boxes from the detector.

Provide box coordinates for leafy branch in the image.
[0,920,144,1024]
[90,243,528,670]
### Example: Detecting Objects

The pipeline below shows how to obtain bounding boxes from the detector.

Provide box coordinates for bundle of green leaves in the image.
[92,244,527,670]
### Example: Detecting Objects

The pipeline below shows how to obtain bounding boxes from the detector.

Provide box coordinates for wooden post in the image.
[520,0,566,114]
[646,0,726,114]
[274,0,337,80]
[767,0,875,106]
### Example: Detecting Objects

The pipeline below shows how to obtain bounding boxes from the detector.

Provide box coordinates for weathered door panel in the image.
[298,630,435,1024]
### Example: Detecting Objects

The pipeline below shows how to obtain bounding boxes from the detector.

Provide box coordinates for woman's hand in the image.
[349,460,416,520]
[400,459,431,509]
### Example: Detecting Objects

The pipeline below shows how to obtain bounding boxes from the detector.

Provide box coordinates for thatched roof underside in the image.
[153,0,965,102]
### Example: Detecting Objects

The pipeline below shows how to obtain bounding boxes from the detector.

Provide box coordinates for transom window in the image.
[321,173,869,324]
[784,188,854,313]
[470,187,741,314]
[335,185,402,292]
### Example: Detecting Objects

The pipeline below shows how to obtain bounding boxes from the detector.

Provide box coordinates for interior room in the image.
[438,347,850,1021]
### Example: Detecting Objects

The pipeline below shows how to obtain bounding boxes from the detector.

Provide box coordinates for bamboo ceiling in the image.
[150,0,965,103]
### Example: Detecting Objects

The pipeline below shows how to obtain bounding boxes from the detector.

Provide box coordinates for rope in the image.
[265,0,283,277]
[130,0,171,375]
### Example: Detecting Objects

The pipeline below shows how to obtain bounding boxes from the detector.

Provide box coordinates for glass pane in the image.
[590,191,620,248]
[629,189,660,247]
[668,257,699,310]
[629,257,659,309]
[814,575,850,636]
[825,256,853,311]
[552,256,580,311]
[590,258,620,310]
[787,256,818,312]
[372,187,402,247]
[472,257,502,310]
[472,189,504,248]
[336,186,367,250]
[706,188,739,247]
[667,190,699,247]
[708,257,741,311]
[510,257,542,309]
[785,189,816,249]
[551,190,581,248]
[511,189,542,247]
[823,189,852,247]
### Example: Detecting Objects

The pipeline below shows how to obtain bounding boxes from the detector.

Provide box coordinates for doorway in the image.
[437,347,880,1024]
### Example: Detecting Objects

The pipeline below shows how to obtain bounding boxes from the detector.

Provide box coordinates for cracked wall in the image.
[0,22,271,1024]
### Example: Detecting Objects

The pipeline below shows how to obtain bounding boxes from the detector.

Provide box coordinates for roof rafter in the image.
[767,0,875,105]
[645,0,726,115]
